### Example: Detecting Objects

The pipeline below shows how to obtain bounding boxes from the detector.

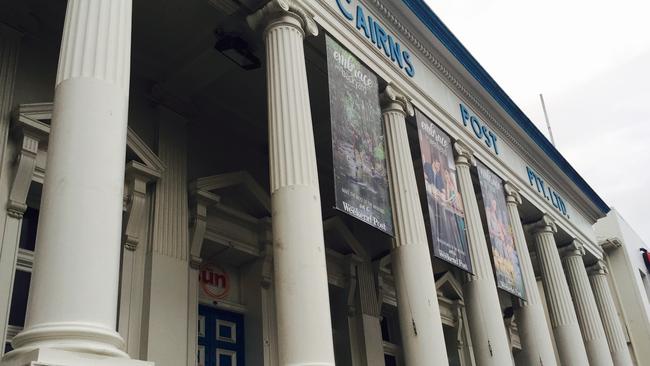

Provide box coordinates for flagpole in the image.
[539,93,556,146]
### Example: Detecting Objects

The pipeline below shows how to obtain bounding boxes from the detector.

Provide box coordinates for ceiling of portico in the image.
[5,0,401,259]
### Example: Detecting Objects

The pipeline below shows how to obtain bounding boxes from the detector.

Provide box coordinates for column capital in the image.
[528,214,557,235]
[504,181,522,206]
[380,83,414,116]
[453,140,474,167]
[247,0,318,37]
[560,239,586,258]
[587,260,608,276]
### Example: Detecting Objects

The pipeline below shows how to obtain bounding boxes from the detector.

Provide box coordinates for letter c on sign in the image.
[336,0,354,20]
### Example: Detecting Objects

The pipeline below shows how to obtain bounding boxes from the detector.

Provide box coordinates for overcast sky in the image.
[423,0,650,244]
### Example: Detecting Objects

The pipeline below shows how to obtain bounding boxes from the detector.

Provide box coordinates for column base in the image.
[4,322,129,362]
[1,348,152,366]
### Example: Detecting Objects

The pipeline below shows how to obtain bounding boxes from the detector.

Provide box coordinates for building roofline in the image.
[401,0,610,215]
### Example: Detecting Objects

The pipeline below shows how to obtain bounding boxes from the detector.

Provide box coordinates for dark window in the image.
[8,270,31,327]
[218,324,232,339]
[380,315,391,342]
[384,354,397,366]
[18,208,39,251]
[218,353,233,366]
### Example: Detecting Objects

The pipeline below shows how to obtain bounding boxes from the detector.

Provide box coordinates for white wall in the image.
[595,209,650,364]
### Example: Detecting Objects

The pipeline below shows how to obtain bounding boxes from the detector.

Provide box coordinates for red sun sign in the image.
[199,266,230,301]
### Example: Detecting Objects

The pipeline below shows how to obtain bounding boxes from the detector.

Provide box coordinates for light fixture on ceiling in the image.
[214,34,261,70]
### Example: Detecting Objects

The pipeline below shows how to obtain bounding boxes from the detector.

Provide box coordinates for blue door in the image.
[198,305,245,366]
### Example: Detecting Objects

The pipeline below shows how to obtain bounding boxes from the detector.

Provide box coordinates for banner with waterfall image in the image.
[416,110,472,272]
[326,35,393,236]
[477,161,526,299]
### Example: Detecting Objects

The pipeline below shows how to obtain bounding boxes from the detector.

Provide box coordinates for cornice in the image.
[366,0,530,153]
[362,0,604,221]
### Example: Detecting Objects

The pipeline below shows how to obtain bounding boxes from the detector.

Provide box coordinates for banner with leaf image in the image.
[326,35,393,235]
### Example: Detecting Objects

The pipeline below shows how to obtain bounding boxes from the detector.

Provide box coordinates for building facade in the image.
[594,209,650,365]
[0,0,647,365]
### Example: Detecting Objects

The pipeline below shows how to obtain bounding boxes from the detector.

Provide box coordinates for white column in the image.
[453,141,513,366]
[0,24,20,181]
[588,261,634,366]
[562,241,614,366]
[349,261,385,366]
[504,184,557,366]
[3,0,150,364]
[530,215,589,366]
[380,84,449,366]
[0,24,21,351]
[248,2,335,365]
[145,107,190,366]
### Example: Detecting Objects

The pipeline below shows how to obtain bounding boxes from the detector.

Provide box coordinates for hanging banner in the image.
[416,110,472,272]
[477,161,526,299]
[326,35,393,236]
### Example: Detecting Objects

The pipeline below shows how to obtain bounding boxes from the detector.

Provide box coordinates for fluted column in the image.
[143,107,190,366]
[380,84,448,365]
[0,24,20,177]
[454,141,513,366]
[5,0,136,361]
[248,2,335,365]
[562,241,614,366]
[351,261,385,366]
[0,24,21,352]
[531,216,589,366]
[504,184,557,366]
[588,261,634,366]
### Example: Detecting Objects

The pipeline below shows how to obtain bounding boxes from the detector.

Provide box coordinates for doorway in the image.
[199,305,245,366]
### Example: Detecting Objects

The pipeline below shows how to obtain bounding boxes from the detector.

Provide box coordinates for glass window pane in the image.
[384,354,397,366]
[197,345,205,366]
[380,316,390,342]
[198,315,205,338]
[216,320,236,343]
[218,324,232,339]
[218,354,232,366]
[18,208,39,251]
[9,270,31,326]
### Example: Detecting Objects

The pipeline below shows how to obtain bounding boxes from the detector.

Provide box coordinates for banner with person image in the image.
[326,35,394,236]
[476,161,526,299]
[416,110,472,273]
